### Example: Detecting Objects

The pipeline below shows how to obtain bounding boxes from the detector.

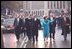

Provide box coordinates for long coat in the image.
[29,18,35,36]
[49,17,56,33]
[34,18,41,30]
[62,17,70,34]
[61,17,70,35]
[25,18,32,37]
[13,18,19,34]
[13,18,20,39]
[14,18,24,34]
[32,18,41,36]
[42,19,52,38]
[65,17,70,34]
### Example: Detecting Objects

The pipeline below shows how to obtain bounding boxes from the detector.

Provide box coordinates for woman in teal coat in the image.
[42,16,53,43]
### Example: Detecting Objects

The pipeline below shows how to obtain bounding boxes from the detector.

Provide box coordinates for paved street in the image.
[2,27,71,48]
[25,27,71,48]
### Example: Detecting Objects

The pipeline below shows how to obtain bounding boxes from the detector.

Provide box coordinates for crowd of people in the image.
[13,13,41,44]
[13,9,71,44]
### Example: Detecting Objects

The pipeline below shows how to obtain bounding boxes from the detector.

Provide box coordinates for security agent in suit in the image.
[30,14,41,44]
[34,17,41,42]
[61,13,70,40]
[49,12,56,40]
[25,15,32,41]
[14,15,20,41]
[14,15,24,41]
[30,16,35,43]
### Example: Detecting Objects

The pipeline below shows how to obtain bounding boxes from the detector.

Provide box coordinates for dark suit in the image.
[58,17,62,28]
[34,18,41,40]
[18,18,24,34]
[14,18,20,40]
[61,17,66,35]
[30,18,41,43]
[49,17,56,39]
[52,17,56,39]
[61,17,70,40]
[25,18,32,41]
[14,18,24,40]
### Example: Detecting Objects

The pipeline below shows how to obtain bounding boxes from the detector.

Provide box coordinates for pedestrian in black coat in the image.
[65,17,70,34]
[25,17,32,41]
[14,17,20,41]
[61,12,70,40]
[30,14,41,44]
[52,17,56,39]
[34,18,41,41]
[49,12,56,40]
[14,15,24,41]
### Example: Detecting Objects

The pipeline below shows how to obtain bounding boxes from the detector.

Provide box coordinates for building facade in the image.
[23,1,71,10]
[1,1,71,17]
[23,1,71,16]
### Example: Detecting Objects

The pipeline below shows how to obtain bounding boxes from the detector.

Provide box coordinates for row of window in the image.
[23,1,70,10]
[48,1,66,9]
[24,10,44,16]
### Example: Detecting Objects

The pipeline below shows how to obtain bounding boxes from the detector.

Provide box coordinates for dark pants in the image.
[50,27,55,39]
[32,29,38,43]
[32,34,35,43]
[66,25,70,34]
[15,33,20,40]
[15,29,20,40]
[62,26,67,40]
[35,30,38,41]
[15,27,21,41]
[36,33,38,41]
[26,30,32,41]
[64,25,70,40]
[52,28,55,39]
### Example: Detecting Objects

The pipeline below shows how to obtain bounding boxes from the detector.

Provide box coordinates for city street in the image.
[3,26,71,48]
[1,1,71,48]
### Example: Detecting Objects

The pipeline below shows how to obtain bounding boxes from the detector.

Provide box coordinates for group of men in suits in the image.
[54,10,71,40]
[13,13,41,44]
[13,9,70,44]
[48,10,71,41]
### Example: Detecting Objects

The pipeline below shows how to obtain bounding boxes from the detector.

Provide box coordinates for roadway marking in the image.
[23,36,28,48]
[19,36,28,48]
